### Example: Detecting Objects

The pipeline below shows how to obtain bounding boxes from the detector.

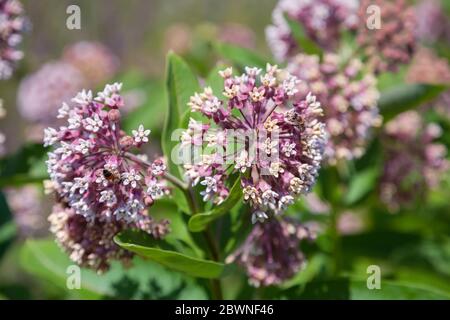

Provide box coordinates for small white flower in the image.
[72,90,93,105]
[99,190,117,207]
[132,125,151,143]
[282,142,297,157]
[84,114,103,132]
[147,180,165,199]
[43,127,58,147]
[278,195,294,211]
[67,113,82,129]
[122,169,141,188]
[57,102,70,119]
[201,177,218,194]
[251,210,269,224]
[262,189,279,208]
[235,150,252,173]
[74,139,91,155]
[151,162,166,175]
[269,162,284,177]
[263,138,278,155]
[72,177,89,195]
[282,74,299,96]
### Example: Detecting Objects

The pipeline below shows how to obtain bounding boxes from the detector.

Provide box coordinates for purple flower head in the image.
[5,185,47,237]
[0,98,5,155]
[17,61,86,123]
[181,65,326,223]
[415,0,450,45]
[226,217,315,287]
[266,0,359,61]
[357,0,416,73]
[0,0,27,79]
[380,111,449,212]
[63,41,119,88]
[49,203,169,273]
[288,53,381,164]
[45,83,170,230]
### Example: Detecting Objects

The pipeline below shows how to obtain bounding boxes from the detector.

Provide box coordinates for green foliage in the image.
[188,177,242,232]
[379,84,448,121]
[283,14,322,56]
[20,239,207,299]
[213,42,270,70]
[114,230,224,279]
[0,144,48,188]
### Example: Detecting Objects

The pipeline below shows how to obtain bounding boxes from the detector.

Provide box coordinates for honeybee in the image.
[102,168,121,183]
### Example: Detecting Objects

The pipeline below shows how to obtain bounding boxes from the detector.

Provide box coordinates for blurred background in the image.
[1,0,450,300]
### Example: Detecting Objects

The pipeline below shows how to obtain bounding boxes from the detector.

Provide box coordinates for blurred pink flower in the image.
[0,0,26,79]
[17,61,85,123]
[266,0,359,61]
[62,41,119,88]
[288,53,381,164]
[380,111,449,212]
[356,0,416,73]
[226,217,314,287]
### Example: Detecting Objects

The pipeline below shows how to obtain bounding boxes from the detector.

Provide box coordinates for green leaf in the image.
[0,192,16,261]
[188,177,242,232]
[284,14,322,56]
[20,239,207,299]
[344,167,380,206]
[114,230,224,279]
[0,144,48,188]
[162,52,200,179]
[122,79,166,134]
[213,42,269,70]
[379,84,448,121]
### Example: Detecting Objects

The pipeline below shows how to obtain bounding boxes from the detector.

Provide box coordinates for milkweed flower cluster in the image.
[380,111,449,212]
[287,53,381,164]
[406,47,450,119]
[356,0,416,73]
[5,186,47,237]
[48,204,134,273]
[181,65,326,223]
[44,83,170,270]
[266,0,359,61]
[0,0,26,80]
[226,217,314,287]
[62,41,119,88]
[415,0,450,45]
[17,62,85,123]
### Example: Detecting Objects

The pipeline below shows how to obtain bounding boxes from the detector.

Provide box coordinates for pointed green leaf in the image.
[344,167,380,206]
[162,52,200,179]
[284,13,322,56]
[213,42,270,70]
[188,177,242,232]
[114,230,224,279]
[379,84,448,121]
[20,239,207,299]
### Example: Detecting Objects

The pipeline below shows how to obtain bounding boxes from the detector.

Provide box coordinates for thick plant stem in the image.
[125,151,224,299]
[330,207,341,276]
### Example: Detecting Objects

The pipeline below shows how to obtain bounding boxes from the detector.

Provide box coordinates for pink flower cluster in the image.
[266,0,359,61]
[287,53,381,164]
[226,217,314,287]
[18,62,85,123]
[44,83,169,272]
[357,0,416,73]
[181,65,326,223]
[44,83,171,271]
[62,41,119,88]
[0,0,26,79]
[380,111,449,212]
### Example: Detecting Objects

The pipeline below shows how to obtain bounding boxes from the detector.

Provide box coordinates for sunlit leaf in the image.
[188,177,242,232]
[115,230,224,279]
